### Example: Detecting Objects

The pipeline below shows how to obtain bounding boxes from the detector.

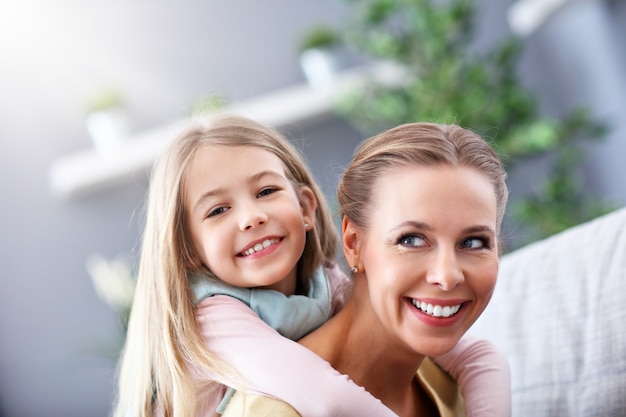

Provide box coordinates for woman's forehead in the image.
[367,165,497,229]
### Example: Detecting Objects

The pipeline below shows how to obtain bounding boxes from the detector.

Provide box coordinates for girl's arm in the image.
[432,334,512,417]
[196,295,396,417]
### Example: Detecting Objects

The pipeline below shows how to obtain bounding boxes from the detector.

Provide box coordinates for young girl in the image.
[113,114,510,417]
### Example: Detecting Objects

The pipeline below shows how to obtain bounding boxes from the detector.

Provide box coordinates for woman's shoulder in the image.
[221,391,301,417]
[418,357,466,417]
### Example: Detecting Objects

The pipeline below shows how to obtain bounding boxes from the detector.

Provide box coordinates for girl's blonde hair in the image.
[338,122,508,235]
[113,114,338,417]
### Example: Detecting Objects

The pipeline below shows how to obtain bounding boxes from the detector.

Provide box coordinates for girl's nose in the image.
[239,203,268,231]
[425,249,464,291]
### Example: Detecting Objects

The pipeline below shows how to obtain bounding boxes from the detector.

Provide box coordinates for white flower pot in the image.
[299,48,338,90]
[86,108,130,154]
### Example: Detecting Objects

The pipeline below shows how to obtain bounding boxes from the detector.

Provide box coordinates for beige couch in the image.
[471,207,626,417]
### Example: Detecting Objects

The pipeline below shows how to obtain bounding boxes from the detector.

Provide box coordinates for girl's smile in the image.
[238,236,282,258]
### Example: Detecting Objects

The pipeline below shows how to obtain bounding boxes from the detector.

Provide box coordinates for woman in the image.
[222,121,509,416]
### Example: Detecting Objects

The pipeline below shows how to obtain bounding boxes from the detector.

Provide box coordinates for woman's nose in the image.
[238,203,269,231]
[425,249,464,290]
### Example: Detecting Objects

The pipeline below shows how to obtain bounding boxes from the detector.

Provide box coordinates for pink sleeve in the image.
[196,295,396,417]
[432,333,512,417]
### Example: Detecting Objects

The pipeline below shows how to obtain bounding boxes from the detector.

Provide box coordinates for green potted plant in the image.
[187,91,230,117]
[86,253,136,358]
[298,25,343,89]
[85,87,130,153]
[316,0,613,248]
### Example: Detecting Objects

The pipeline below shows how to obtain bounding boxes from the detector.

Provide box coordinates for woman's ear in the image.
[299,186,317,231]
[342,216,361,268]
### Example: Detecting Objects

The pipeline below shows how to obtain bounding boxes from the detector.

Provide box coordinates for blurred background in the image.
[0,1,624,416]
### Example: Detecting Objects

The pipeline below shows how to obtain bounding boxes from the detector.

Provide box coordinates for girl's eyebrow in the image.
[192,170,287,214]
[192,187,224,214]
[249,170,285,182]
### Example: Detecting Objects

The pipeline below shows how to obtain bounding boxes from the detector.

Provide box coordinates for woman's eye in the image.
[459,237,489,250]
[398,235,426,247]
[257,187,278,197]
[207,206,228,218]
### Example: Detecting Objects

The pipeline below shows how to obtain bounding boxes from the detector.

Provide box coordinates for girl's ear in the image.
[186,242,204,271]
[189,254,203,270]
[299,186,317,231]
[342,216,361,268]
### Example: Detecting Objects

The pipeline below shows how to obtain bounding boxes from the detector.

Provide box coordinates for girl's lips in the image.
[238,238,281,257]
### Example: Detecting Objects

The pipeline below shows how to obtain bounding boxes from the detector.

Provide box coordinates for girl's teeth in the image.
[243,239,277,256]
[412,299,461,318]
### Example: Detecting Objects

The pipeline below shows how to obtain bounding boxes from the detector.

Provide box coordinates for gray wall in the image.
[0,1,623,416]
[517,0,626,203]
[500,0,626,247]
[0,2,357,416]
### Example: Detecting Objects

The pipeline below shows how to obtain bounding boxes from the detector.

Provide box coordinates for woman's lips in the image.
[410,298,463,318]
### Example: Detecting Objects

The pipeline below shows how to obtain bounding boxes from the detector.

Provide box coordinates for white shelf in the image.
[49,62,400,199]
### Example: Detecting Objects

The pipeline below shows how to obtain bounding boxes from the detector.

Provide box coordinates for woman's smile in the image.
[409,298,464,318]
[353,164,499,356]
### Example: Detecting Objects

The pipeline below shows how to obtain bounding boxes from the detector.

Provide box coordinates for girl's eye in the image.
[398,234,427,247]
[257,187,278,198]
[459,237,489,250]
[207,206,228,218]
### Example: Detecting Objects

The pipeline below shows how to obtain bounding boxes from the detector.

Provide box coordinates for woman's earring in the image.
[304,223,309,229]
[350,266,358,278]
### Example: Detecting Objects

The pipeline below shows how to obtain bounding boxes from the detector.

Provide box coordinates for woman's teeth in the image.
[411,299,462,318]
[242,239,278,256]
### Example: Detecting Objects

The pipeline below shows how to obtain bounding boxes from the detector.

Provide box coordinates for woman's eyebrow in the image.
[462,225,495,235]
[388,222,495,235]
[389,221,433,233]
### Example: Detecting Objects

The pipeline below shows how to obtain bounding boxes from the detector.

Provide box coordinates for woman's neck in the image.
[299,296,433,416]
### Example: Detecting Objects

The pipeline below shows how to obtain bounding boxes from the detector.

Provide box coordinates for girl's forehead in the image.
[188,144,284,173]
[183,145,297,204]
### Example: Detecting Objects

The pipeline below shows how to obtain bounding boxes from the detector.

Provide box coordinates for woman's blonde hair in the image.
[338,122,508,235]
[113,114,338,417]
